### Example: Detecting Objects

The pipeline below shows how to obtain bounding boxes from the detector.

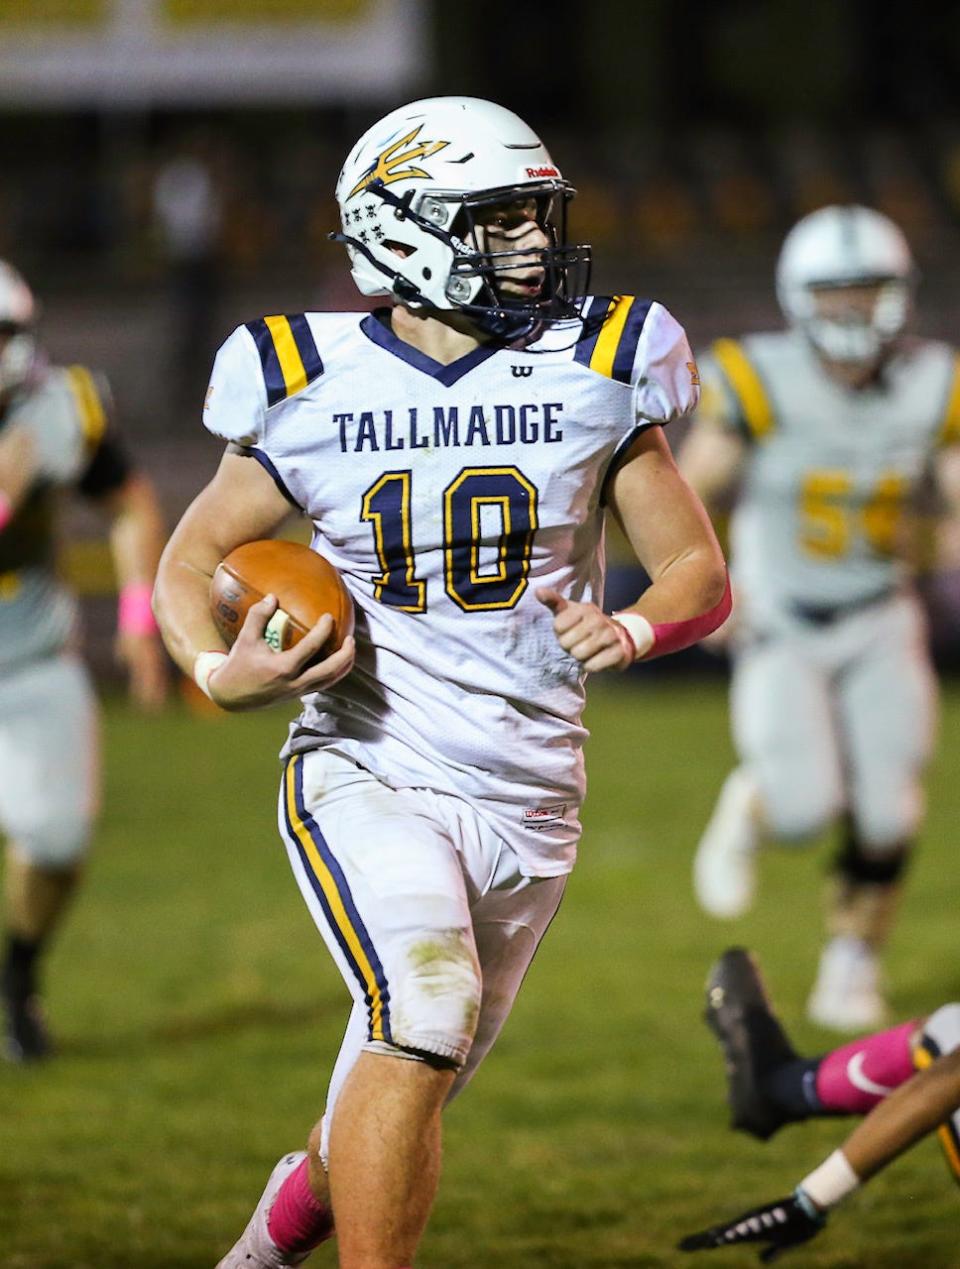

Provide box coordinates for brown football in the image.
[210,540,354,657]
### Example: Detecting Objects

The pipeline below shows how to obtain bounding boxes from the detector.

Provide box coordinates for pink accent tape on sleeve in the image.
[643,572,732,660]
[0,491,12,532]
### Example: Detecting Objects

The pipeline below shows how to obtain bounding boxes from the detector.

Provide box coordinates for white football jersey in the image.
[204,298,698,875]
[0,365,112,672]
[698,329,960,625]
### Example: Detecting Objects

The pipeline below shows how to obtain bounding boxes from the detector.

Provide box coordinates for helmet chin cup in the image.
[802,279,911,366]
[804,317,883,365]
[334,96,591,335]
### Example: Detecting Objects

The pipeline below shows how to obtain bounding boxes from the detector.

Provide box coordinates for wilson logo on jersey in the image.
[348,126,450,199]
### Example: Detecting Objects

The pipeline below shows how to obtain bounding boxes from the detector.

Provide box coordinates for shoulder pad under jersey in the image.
[7,365,112,484]
[573,296,700,423]
[203,314,325,445]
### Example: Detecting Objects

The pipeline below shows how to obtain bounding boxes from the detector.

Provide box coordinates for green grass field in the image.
[2,677,959,1268]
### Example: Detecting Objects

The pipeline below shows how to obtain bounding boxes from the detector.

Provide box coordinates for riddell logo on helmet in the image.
[526,166,558,178]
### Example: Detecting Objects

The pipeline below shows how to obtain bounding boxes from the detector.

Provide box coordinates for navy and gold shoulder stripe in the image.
[573,295,653,384]
[245,314,324,408]
[711,337,775,441]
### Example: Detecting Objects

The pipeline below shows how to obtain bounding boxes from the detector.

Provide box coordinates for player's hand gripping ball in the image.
[210,540,354,659]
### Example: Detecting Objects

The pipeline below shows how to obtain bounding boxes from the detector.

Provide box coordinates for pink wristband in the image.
[616,572,732,662]
[118,582,158,637]
[0,492,12,532]
[645,573,732,658]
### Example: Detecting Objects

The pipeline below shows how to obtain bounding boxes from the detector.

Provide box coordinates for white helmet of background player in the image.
[0,260,37,397]
[776,205,915,364]
[333,96,591,337]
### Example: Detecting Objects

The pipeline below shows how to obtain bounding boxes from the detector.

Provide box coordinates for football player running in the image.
[679,205,960,1031]
[679,948,960,1261]
[153,97,729,1269]
[0,261,167,1061]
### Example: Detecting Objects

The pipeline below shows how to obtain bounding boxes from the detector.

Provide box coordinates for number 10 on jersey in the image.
[360,466,539,612]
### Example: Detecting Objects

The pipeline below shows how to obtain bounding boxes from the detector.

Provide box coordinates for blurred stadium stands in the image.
[3,0,959,672]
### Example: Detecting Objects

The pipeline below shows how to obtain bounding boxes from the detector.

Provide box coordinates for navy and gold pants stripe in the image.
[282,754,392,1043]
[246,314,324,407]
[914,1036,960,1182]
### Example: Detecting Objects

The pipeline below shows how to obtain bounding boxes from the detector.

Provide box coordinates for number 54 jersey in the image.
[203,299,699,875]
[700,329,960,629]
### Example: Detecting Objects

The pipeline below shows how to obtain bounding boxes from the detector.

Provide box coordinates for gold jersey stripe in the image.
[937,355,960,447]
[712,338,775,441]
[913,1043,960,1180]
[66,365,107,451]
[264,315,308,399]
[589,296,633,379]
[283,757,388,1041]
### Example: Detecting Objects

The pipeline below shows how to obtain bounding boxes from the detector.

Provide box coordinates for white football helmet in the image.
[0,260,37,396]
[776,205,915,364]
[333,96,591,336]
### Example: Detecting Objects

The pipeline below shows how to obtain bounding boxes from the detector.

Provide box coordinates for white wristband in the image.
[611,611,655,660]
[193,650,228,700]
[799,1149,860,1210]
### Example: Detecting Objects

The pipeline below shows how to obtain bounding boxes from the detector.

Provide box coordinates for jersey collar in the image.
[359,310,501,387]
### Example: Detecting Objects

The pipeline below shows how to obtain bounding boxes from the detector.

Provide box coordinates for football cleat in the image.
[216,1152,317,1269]
[2,990,52,1063]
[806,936,887,1033]
[704,948,799,1141]
[693,768,760,919]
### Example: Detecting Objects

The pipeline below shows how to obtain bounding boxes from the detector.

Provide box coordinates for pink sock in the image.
[815,1019,919,1114]
[267,1158,334,1254]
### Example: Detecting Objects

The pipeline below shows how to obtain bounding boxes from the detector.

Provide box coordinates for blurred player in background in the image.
[154,97,729,1269]
[679,947,960,1261]
[0,261,167,1061]
[679,205,960,1031]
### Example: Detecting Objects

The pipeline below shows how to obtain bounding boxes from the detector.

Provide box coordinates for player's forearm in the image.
[840,1049,960,1183]
[613,551,730,661]
[0,424,38,522]
[630,541,728,624]
[153,543,228,677]
[107,474,166,588]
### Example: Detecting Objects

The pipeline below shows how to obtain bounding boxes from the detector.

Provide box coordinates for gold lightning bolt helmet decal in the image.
[348,125,450,199]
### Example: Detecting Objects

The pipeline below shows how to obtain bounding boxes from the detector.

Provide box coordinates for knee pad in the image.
[834,828,911,886]
[382,927,482,1068]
